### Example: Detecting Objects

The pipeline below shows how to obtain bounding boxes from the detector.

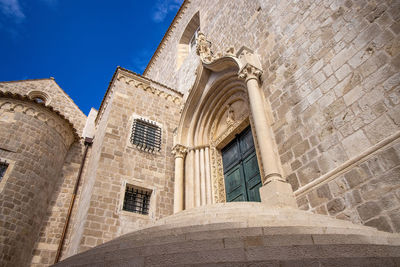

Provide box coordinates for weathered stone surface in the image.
[327,198,346,216]
[344,165,372,189]
[307,184,332,208]
[341,130,371,159]
[356,201,382,221]
[344,189,362,208]
[297,161,321,186]
[365,216,393,232]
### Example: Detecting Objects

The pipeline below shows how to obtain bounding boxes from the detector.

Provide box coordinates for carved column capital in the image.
[238,63,263,83]
[172,144,187,159]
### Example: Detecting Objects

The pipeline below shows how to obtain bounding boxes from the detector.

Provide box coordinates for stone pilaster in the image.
[172,144,187,213]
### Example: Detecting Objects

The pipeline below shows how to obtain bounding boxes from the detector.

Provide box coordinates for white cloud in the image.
[0,0,25,21]
[152,0,183,23]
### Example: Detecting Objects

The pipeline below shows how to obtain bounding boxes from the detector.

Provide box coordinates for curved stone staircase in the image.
[56,203,400,266]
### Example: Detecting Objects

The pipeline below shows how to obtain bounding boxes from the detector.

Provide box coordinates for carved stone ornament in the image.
[238,63,263,82]
[171,144,187,158]
[196,32,237,65]
[196,32,213,63]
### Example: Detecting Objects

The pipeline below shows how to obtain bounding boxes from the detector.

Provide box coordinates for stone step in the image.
[56,203,400,266]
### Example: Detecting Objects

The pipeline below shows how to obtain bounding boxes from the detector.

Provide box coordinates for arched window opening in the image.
[34,97,45,104]
[177,12,200,69]
[28,91,49,105]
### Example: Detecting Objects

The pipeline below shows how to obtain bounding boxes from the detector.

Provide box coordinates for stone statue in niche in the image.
[226,105,235,126]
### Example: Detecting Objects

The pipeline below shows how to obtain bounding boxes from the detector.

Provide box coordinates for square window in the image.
[123,184,151,215]
[131,119,161,152]
[0,162,8,182]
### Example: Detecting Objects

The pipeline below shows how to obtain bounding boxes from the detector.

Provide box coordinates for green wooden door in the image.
[222,127,262,202]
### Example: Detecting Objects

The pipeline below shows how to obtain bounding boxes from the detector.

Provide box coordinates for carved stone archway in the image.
[172,33,298,213]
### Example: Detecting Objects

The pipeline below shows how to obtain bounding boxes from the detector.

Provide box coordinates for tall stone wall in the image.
[0,97,76,266]
[30,141,86,266]
[0,80,87,266]
[145,0,400,231]
[72,69,182,253]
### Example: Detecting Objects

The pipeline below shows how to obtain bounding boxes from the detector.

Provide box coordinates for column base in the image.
[259,180,298,209]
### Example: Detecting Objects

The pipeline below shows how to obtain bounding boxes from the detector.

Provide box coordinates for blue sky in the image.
[0,0,183,114]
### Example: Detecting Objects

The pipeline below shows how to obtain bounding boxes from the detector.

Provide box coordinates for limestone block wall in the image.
[0,97,76,266]
[145,0,400,232]
[30,141,86,266]
[72,69,182,253]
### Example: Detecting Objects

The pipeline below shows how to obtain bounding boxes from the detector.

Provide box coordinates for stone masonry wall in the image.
[0,79,86,134]
[30,141,86,266]
[0,80,87,266]
[145,0,400,231]
[74,70,181,252]
[0,98,75,266]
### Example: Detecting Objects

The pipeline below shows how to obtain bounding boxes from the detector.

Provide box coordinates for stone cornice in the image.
[0,96,77,147]
[0,91,79,140]
[95,67,182,124]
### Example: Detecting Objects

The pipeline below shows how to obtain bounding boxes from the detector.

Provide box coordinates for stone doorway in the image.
[222,126,262,202]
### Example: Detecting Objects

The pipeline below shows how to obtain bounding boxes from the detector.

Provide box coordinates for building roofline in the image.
[96,66,182,124]
[143,0,190,76]
[118,66,182,95]
[0,91,80,140]
[0,77,55,83]
[0,77,86,117]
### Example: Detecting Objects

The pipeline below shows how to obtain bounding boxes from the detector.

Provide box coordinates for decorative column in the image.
[172,144,187,213]
[238,52,297,208]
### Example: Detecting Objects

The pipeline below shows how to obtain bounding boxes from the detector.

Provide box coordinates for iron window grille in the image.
[123,185,151,215]
[130,119,161,152]
[0,162,8,182]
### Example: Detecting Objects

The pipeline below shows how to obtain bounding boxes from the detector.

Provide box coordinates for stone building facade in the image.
[0,0,400,266]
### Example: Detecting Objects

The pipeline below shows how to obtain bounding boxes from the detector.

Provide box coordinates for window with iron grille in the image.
[123,184,151,215]
[130,119,161,152]
[0,162,8,182]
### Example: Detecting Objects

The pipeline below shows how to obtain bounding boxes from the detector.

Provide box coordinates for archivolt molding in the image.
[0,96,76,148]
[176,34,269,207]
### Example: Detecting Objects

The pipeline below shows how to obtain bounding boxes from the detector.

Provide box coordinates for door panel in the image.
[224,165,247,202]
[239,128,254,156]
[222,141,239,171]
[222,126,262,202]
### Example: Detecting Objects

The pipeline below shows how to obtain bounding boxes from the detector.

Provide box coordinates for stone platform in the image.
[56,203,400,266]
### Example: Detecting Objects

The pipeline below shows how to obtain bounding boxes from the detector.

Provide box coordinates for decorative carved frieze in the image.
[0,98,76,148]
[117,75,181,105]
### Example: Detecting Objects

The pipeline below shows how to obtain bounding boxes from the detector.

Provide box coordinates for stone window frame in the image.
[118,179,158,220]
[122,183,152,215]
[127,114,163,154]
[177,11,200,69]
[27,90,50,106]
[189,26,200,52]
[0,158,15,193]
